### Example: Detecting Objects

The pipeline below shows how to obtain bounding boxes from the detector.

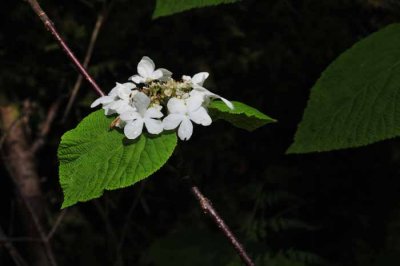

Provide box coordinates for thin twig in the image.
[62,9,108,121]
[8,200,16,236]
[31,98,62,153]
[46,210,67,241]
[0,226,29,266]
[115,182,146,264]
[191,186,255,266]
[19,194,59,266]
[93,200,122,262]
[0,237,43,243]
[25,0,105,97]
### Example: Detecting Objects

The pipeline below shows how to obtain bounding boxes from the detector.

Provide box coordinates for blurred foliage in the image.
[1,0,400,265]
[152,0,240,18]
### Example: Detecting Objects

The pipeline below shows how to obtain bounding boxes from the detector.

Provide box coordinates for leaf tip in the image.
[60,200,73,209]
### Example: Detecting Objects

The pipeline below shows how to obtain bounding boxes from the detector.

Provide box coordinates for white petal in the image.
[116,102,135,114]
[186,95,204,112]
[189,89,206,98]
[193,87,233,109]
[191,72,209,86]
[144,118,163,134]
[158,68,172,81]
[90,96,107,108]
[207,92,234,110]
[124,119,144,139]
[133,92,151,114]
[109,85,119,96]
[150,69,164,80]
[182,75,191,82]
[90,96,114,108]
[167,98,186,114]
[178,117,193,141]
[219,97,234,109]
[120,111,141,122]
[193,85,212,94]
[116,84,133,100]
[129,75,145,84]
[137,56,155,78]
[145,107,163,119]
[107,99,125,110]
[122,82,136,90]
[189,107,212,126]
[110,81,133,96]
[163,114,184,130]
[153,104,162,111]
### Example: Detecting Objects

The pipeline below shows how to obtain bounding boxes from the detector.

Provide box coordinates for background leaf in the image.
[209,100,276,131]
[58,110,177,208]
[153,0,240,18]
[288,23,400,154]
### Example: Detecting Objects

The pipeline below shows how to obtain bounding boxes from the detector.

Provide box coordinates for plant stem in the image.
[25,0,105,97]
[191,186,255,266]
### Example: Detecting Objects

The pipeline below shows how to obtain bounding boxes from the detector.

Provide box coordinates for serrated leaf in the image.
[208,100,276,131]
[153,0,240,18]
[288,23,400,154]
[58,110,177,208]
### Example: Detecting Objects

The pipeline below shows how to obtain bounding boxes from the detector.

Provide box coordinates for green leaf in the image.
[288,23,400,154]
[58,110,177,208]
[153,0,240,18]
[208,100,276,131]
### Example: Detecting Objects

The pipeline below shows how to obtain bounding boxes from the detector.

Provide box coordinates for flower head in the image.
[129,56,172,84]
[91,56,233,141]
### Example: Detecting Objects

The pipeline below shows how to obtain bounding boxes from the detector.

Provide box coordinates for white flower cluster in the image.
[91,56,234,141]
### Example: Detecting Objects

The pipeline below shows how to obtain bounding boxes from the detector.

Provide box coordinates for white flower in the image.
[129,56,172,84]
[91,82,136,115]
[182,72,209,89]
[163,94,212,140]
[120,92,163,139]
[183,72,234,110]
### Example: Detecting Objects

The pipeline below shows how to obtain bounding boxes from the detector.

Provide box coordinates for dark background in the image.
[1,0,400,265]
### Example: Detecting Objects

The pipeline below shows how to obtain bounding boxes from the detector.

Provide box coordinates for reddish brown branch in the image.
[25,0,105,97]
[191,186,255,266]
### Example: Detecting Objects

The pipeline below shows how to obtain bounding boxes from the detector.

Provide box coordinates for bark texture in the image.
[0,105,50,266]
